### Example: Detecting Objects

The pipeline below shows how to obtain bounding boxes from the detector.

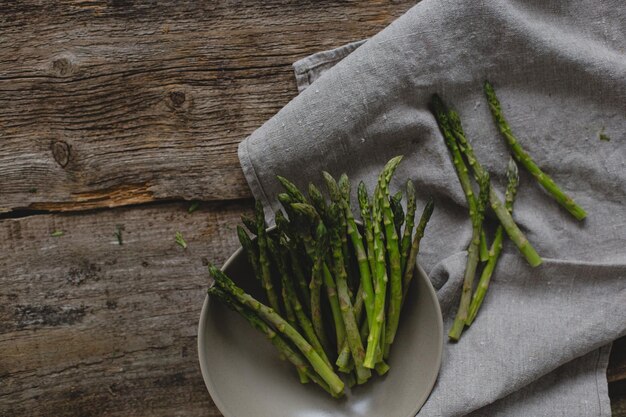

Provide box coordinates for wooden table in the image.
[0,2,623,415]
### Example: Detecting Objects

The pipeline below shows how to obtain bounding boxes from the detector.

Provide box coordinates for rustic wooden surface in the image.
[0,201,250,416]
[0,1,623,416]
[0,0,417,213]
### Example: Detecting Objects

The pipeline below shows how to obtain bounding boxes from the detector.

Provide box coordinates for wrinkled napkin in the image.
[238,0,626,415]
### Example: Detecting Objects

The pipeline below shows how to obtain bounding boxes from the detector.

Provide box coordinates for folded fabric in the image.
[238,0,626,415]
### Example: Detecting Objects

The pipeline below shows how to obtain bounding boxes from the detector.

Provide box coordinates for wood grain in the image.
[0,200,253,416]
[0,0,415,213]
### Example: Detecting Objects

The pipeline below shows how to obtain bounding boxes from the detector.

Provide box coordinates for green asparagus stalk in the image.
[402,198,434,303]
[268,236,332,368]
[357,182,377,282]
[323,172,351,278]
[337,173,350,202]
[379,158,404,359]
[431,95,542,267]
[503,160,519,211]
[447,107,542,266]
[363,186,386,369]
[322,263,346,354]
[240,215,258,236]
[308,183,329,222]
[337,287,390,375]
[209,286,340,397]
[336,338,354,373]
[288,241,312,311]
[268,217,300,353]
[291,203,346,353]
[400,180,417,275]
[277,175,307,204]
[337,176,375,327]
[277,193,297,218]
[327,203,371,384]
[390,190,405,238]
[208,265,345,396]
[309,221,331,352]
[364,157,401,368]
[274,211,311,312]
[345,372,357,388]
[338,173,359,293]
[429,95,484,341]
[336,283,365,372]
[448,172,490,341]
[467,158,519,325]
[479,230,489,262]
[254,201,282,314]
[279,274,301,360]
[237,225,260,281]
[484,81,586,221]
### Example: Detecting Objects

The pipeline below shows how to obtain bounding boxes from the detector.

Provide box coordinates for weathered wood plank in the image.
[0,0,415,213]
[0,200,253,416]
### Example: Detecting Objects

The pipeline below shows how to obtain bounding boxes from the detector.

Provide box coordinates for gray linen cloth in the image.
[238,0,626,415]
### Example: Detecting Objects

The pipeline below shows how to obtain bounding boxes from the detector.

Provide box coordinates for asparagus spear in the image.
[338,173,360,292]
[254,201,282,314]
[337,175,375,327]
[402,198,435,303]
[431,95,542,267]
[400,180,417,275]
[209,286,340,397]
[268,236,332,368]
[449,172,490,341]
[275,259,305,383]
[357,182,377,281]
[364,157,401,368]
[277,175,307,204]
[467,158,519,325]
[336,283,364,372]
[277,193,297,219]
[323,172,351,278]
[309,221,331,352]
[379,157,404,358]
[237,225,260,281]
[240,215,258,236]
[503,159,519,212]
[275,216,311,312]
[291,203,347,353]
[390,190,405,238]
[336,284,390,375]
[361,187,387,366]
[208,265,345,396]
[484,81,586,221]
[321,263,346,354]
[308,183,329,222]
[479,230,490,262]
[327,203,371,384]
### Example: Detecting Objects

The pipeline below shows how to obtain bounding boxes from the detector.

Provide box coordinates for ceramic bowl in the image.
[198,242,443,417]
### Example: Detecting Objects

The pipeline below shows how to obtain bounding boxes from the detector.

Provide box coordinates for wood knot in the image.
[51,141,71,167]
[165,88,192,113]
[52,57,74,77]
[169,91,186,107]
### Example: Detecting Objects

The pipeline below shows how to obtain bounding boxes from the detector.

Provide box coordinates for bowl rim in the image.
[198,240,443,417]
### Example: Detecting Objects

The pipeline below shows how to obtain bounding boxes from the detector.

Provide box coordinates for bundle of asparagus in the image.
[208,159,434,397]
[430,81,587,341]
